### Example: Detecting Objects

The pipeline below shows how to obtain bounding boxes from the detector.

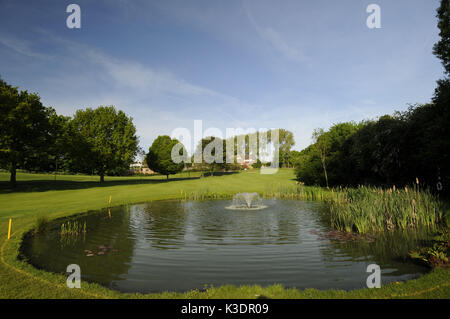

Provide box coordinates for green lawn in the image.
[0,169,449,298]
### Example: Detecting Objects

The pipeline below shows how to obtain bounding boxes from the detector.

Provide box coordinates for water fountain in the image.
[225,192,267,210]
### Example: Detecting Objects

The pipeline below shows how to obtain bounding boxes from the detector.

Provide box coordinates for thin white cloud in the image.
[244,5,308,64]
[24,31,277,149]
[0,33,50,59]
[257,26,307,63]
[85,49,217,97]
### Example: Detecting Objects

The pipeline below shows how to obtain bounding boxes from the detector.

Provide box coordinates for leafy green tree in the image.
[0,78,53,186]
[193,136,227,175]
[41,111,72,175]
[296,1,450,191]
[295,123,359,187]
[430,0,450,192]
[324,122,361,185]
[145,135,186,179]
[295,145,323,185]
[345,117,405,185]
[434,0,450,75]
[16,110,72,174]
[252,159,262,169]
[312,128,330,188]
[278,129,295,167]
[71,106,138,182]
[288,150,302,167]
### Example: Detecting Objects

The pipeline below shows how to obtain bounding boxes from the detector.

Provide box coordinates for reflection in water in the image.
[22,200,430,293]
[22,206,135,290]
[132,202,187,249]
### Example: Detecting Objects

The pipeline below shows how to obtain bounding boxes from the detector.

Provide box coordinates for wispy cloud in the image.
[258,27,308,63]
[11,31,278,149]
[85,50,217,97]
[244,4,308,64]
[0,0,442,152]
[0,33,51,59]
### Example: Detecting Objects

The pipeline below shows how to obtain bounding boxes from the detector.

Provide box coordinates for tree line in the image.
[145,128,295,179]
[0,79,139,185]
[0,78,297,184]
[295,0,450,195]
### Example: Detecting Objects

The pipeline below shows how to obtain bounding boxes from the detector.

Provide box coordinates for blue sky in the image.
[0,0,444,152]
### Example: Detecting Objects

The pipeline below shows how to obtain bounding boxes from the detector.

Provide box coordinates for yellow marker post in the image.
[109,195,112,206]
[7,218,12,240]
[108,208,111,219]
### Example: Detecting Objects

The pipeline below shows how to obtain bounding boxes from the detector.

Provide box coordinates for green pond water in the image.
[21,199,431,293]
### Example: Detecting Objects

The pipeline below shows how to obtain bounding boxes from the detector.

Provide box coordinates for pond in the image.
[21,199,431,293]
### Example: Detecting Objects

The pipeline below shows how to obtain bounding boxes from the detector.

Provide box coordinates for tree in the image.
[295,145,323,185]
[0,78,53,186]
[193,136,227,175]
[296,123,359,187]
[145,135,186,179]
[431,0,450,193]
[278,129,295,167]
[44,111,72,176]
[252,159,262,169]
[288,150,302,167]
[312,128,330,188]
[433,0,450,75]
[71,106,138,182]
[295,1,450,191]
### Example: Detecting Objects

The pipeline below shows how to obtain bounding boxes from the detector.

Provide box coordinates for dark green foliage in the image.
[278,129,295,167]
[409,230,449,268]
[433,0,450,75]
[295,122,359,186]
[24,111,74,173]
[296,1,450,193]
[295,106,449,193]
[0,78,139,181]
[252,159,262,169]
[294,145,323,185]
[71,106,138,182]
[34,216,49,234]
[0,78,54,185]
[145,135,186,179]
[288,150,302,167]
[194,136,228,175]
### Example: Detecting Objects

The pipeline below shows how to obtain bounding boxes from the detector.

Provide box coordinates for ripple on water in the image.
[22,199,431,293]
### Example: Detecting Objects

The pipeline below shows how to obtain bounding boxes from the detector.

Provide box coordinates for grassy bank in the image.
[0,169,449,298]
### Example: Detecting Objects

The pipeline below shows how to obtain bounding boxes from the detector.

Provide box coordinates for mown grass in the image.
[0,169,449,298]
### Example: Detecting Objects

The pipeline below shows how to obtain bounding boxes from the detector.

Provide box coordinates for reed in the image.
[182,189,232,201]
[179,183,443,234]
[324,185,443,233]
[60,220,87,236]
[34,216,49,234]
[262,183,332,201]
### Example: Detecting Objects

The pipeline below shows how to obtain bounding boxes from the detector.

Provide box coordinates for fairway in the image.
[0,170,448,298]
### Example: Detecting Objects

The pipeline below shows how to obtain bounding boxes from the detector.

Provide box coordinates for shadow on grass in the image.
[201,171,239,177]
[0,176,201,194]
[0,171,240,194]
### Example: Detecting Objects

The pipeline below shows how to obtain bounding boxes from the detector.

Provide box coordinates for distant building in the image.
[236,154,256,167]
[130,161,154,175]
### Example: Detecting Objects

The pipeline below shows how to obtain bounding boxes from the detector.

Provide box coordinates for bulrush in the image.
[324,184,442,234]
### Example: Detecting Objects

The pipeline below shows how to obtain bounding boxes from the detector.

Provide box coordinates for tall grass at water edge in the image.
[176,183,443,234]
